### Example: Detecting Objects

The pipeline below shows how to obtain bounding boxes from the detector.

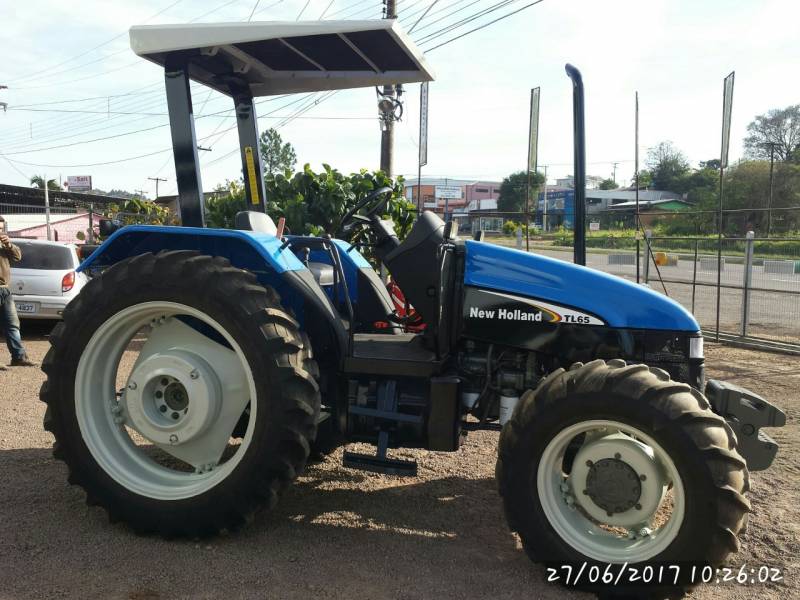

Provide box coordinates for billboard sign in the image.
[66,175,92,192]
[528,87,540,173]
[720,72,735,169]
[419,82,429,168]
[435,185,462,199]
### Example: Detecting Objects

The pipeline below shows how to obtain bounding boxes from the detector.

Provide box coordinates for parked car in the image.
[9,239,89,320]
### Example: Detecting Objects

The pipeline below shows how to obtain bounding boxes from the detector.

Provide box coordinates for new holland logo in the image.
[469,307,544,322]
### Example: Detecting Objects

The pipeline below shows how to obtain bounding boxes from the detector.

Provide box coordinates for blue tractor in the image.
[41,19,784,596]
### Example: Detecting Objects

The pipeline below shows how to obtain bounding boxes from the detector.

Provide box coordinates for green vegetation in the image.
[206,164,414,242]
[498,170,545,213]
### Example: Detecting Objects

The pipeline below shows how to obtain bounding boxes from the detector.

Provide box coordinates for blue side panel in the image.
[464,240,699,331]
[79,225,306,274]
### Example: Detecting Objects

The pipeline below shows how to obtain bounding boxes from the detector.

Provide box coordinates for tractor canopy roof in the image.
[129,19,434,96]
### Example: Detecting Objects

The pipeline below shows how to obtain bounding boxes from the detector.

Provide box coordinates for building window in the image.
[475,187,489,193]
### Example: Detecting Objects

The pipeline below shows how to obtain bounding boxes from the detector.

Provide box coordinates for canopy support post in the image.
[229,79,267,213]
[165,57,205,227]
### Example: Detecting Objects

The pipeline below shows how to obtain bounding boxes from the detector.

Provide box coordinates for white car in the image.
[10,239,89,320]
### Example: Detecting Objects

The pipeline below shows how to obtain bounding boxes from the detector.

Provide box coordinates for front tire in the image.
[41,251,320,536]
[496,359,749,596]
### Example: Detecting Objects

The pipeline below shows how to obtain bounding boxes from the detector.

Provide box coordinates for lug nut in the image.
[127,382,137,391]
[159,405,167,413]
[614,452,621,459]
[635,503,642,510]
[190,370,199,380]
[171,412,180,420]
[169,434,179,444]
[582,489,589,495]
[640,474,647,481]
[585,460,593,467]
[639,527,652,537]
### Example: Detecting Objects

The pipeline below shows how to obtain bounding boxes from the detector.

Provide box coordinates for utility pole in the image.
[541,165,548,232]
[43,175,52,242]
[765,142,777,237]
[148,176,167,199]
[611,161,619,184]
[378,0,398,175]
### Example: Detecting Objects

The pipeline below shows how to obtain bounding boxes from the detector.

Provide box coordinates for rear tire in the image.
[496,359,749,597]
[41,251,320,536]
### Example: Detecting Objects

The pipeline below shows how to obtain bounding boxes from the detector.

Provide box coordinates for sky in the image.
[1,0,798,198]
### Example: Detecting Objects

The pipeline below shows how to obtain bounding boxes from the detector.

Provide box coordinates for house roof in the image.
[129,19,434,96]
[607,198,693,210]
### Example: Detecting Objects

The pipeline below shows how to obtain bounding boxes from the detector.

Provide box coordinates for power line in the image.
[4,0,185,84]
[423,0,545,51]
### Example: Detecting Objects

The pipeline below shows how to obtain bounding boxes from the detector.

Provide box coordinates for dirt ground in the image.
[0,323,797,600]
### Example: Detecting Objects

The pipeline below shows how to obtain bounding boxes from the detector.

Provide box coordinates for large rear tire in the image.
[40,251,320,536]
[496,359,749,597]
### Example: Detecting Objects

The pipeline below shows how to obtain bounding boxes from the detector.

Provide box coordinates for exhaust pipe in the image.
[565,64,586,266]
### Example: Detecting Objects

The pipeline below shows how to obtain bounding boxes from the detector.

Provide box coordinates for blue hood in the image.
[464,241,699,332]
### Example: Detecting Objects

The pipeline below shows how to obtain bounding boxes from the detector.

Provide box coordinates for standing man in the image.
[0,216,35,368]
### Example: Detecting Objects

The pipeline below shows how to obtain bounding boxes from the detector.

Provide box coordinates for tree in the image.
[259,128,297,174]
[598,178,618,190]
[699,159,720,170]
[30,175,61,190]
[497,170,545,213]
[646,141,690,191]
[743,105,800,162]
[633,170,653,189]
[206,166,415,243]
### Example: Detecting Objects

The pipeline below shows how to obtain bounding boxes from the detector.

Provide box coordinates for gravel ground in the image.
[0,323,797,600]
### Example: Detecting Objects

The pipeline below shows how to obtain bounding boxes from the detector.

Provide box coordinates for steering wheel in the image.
[334,186,394,237]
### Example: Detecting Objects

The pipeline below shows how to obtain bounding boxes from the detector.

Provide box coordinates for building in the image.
[403,177,502,217]
[555,174,605,190]
[5,212,103,243]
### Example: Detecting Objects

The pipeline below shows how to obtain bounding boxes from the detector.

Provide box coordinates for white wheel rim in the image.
[75,301,257,501]
[537,419,686,563]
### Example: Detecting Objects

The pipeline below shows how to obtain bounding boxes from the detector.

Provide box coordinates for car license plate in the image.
[15,302,38,314]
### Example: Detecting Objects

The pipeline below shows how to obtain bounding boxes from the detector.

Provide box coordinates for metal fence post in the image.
[643,229,652,284]
[516,225,523,250]
[691,238,699,314]
[741,231,754,337]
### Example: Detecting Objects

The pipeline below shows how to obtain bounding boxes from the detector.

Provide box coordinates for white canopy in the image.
[129,19,434,96]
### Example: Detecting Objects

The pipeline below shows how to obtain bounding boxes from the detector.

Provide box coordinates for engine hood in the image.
[463,241,699,332]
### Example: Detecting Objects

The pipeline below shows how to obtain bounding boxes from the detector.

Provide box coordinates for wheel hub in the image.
[569,432,667,527]
[585,458,642,514]
[123,349,222,446]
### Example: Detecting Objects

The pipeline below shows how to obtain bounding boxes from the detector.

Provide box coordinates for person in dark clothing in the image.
[0,216,35,368]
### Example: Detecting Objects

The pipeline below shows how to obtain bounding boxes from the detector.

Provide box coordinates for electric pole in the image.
[765,142,777,237]
[611,161,619,184]
[378,0,398,175]
[148,176,167,199]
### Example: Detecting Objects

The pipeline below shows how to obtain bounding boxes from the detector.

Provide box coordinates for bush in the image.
[502,220,518,235]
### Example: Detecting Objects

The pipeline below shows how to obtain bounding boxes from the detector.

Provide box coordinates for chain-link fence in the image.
[480,204,800,352]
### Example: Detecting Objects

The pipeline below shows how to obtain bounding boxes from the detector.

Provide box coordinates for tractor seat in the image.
[235,211,334,286]
[235,210,277,235]
[346,333,441,377]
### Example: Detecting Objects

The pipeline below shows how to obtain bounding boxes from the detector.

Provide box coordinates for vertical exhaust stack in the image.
[565,64,586,266]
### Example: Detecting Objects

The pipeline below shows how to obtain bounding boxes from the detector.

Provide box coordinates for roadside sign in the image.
[720,72,735,168]
[66,175,92,192]
[589,221,600,231]
[527,87,540,172]
[419,82,429,168]
[435,185,461,199]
